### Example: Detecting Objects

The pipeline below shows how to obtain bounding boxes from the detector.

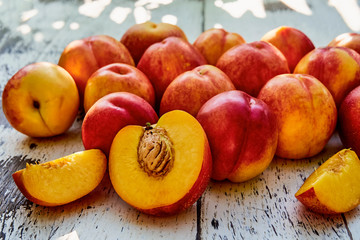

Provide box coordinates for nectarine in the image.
[2,62,79,137]
[120,21,187,65]
[258,74,337,159]
[83,63,155,112]
[294,47,360,107]
[58,35,134,103]
[193,28,245,65]
[137,36,207,107]
[216,41,290,96]
[339,85,360,156]
[159,65,236,117]
[261,26,315,72]
[82,92,158,156]
[196,90,278,182]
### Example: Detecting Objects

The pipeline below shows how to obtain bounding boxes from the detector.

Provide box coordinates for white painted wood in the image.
[1,0,360,239]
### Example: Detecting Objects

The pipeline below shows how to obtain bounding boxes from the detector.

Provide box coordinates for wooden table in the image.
[1,0,359,239]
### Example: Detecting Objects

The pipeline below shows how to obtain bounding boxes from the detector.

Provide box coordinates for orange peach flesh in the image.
[13,149,107,206]
[295,149,360,214]
[109,110,207,210]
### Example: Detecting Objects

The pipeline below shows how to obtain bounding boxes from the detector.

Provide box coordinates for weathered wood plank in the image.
[0,0,204,239]
[199,133,355,239]
[1,0,360,239]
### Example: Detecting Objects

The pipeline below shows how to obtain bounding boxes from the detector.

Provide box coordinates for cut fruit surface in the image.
[109,110,211,216]
[295,149,360,214]
[13,149,107,206]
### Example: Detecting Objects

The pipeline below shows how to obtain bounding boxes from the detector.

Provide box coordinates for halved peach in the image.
[13,149,107,206]
[295,149,360,214]
[109,110,212,216]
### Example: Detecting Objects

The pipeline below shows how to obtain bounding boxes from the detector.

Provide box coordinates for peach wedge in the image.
[13,149,107,206]
[295,149,360,214]
[109,110,212,216]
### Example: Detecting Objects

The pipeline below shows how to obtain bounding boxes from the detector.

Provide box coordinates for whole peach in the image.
[120,21,187,65]
[294,47,360,107]
[2,62,79,137]
[160,65,236,117]
[58,35,134,102]
[216,41,290,97]
[137,36,206,108]
[328,32,360,55]
[261,26,315,72]
[84,63,155,112]
[258,74,337,159]
[196,90,278,182]
[82,92,158,156]
[193,28,245,65]
[338,85,360,155]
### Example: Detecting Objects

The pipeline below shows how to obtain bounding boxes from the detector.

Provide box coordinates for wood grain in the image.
[1,0,359,239]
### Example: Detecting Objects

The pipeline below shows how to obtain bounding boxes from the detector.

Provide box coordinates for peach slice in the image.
[12,149,107,206]
[109,110,212,216]
[295,149,360,214]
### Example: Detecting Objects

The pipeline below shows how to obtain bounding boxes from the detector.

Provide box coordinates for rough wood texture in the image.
[1,0,360,239]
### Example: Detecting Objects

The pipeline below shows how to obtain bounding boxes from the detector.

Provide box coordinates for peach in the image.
[159,65,236,117]
[339,85,360,155]
[120,21,187,65]
[193,28,245,65]
[196,90,277,182]
[109,110,211,216]
[137,36,207,108]
[295,149,360,214]
[83,63,155,112]
[2,62,79,137]
[328,32,360,55]
[258,74,337,159]
[294,47,360,107]
[13,149,107,206]
[216,41,290,97]
[58,35,134,102]
[82,92,158,156]
[261,26,315,72]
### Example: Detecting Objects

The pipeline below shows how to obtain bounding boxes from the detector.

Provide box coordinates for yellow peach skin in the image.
[258,74,337,159]
[193,28,245,65]
[2,62,79,137]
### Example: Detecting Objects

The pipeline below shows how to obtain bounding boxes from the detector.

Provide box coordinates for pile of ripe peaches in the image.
[3,22,360,216]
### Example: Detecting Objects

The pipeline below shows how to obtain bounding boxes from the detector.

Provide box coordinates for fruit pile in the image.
[3,22,360,216]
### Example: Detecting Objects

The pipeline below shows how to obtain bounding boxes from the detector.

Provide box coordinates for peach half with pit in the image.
[109,110,212,216]
[295,149,360,214]
[12,149,107,207]
[196,90,278,182]
[82,92,158,157]
[2,62,79,137]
